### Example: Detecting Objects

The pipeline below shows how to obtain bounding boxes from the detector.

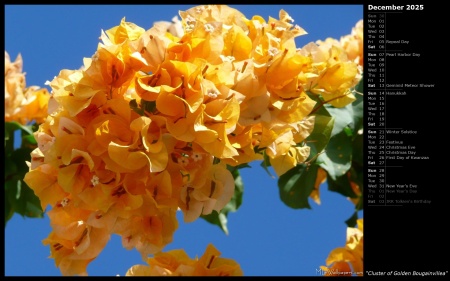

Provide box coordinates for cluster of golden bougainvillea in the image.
[125,243,242,276]
[340,20,364,67]
[316,19,364,68]
[5,51,50,124]
[320,218,363,276]
[23,5,362,276]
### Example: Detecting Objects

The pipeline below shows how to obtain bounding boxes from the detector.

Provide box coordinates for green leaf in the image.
[201,211,228,234]
[5,180,16,227]
[345,211,359,227]
[10,147,33,174]
[355,194,363,211]
[305,90,326,113]
[321,76,364,139]
[277,163,319,209]
[260,152,275,178]
[130,99,158,115]
[141,100,157,114]
[325,87,363,139]
[129,99,144,115]
[4,155,18,179]
[14,180,44,218]
[325,104,354,137]
[22,134,37,146]
[200,166,244,235]
[351,81,364,133]
[5,124,16,153]
[4,121,43,227]
[5,121,34,153]
[351,132,364,168]
[5,121,34,136]
[305,110,334,157]
[5,197,14,227]
[348,163,363,192]
[5,175,44,227]
[318,130,353,180]
[326,172,358,198]
[222,168,244,213]
[355,74,363,94]
[31,122,40,132]
[344,165,363,212]
[229,163,251,170]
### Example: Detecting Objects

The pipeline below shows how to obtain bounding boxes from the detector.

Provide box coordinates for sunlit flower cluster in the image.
[23,5,361,275]
[5,51,50,125]
[340,20,363,67]
[320,218,363,276]
[310,19,363,108]
[316,19,363,67]
[126,243,243,276]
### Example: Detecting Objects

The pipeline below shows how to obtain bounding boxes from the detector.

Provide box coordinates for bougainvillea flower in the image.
[299,42,360,108]
[42,204,113,276]
[84,46,137,90]
[154,15,184,38]
[86,107,134,156]
[112,195,178,258]
[223,123,264,166]
[15,88,50,124]
[180,5,247,29]
[179,5,249,64]
[35,131,56,153]
[24,163,68,211]
[126,249,195,276]
[179,162,234,222]
[57,148,96,195]
[135,67,174,101]
[130,26,172,73]
[75,163,120,212]
[270,145,310,177]
[4,51,27,121]
[155,60,205,117]
[4,51,51,124]
[320,219,363,276]
[266,51,308,92]
[320,261,353,276]
[49,69,100,117]
[126,243,242,276]
[192,94,240,159]
[102,17,145,45]
[193,243,243,276]
[107,116,169,173]
[291,115,315,144]
[238,91,271,126]
[340,20,363,66]
[261,127,311,176]
[222,24,252,62]
[312,61,358,107]
[309,167,327,205]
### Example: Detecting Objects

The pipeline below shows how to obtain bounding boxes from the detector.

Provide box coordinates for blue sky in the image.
[4,4,363,276]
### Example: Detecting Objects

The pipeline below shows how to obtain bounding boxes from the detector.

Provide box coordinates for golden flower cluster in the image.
[316,19,364,68]
[23,5,362,276]
[320,218,363,276]
[340,20,364,67]
[5,51,50,125]
[126,243,243,276]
